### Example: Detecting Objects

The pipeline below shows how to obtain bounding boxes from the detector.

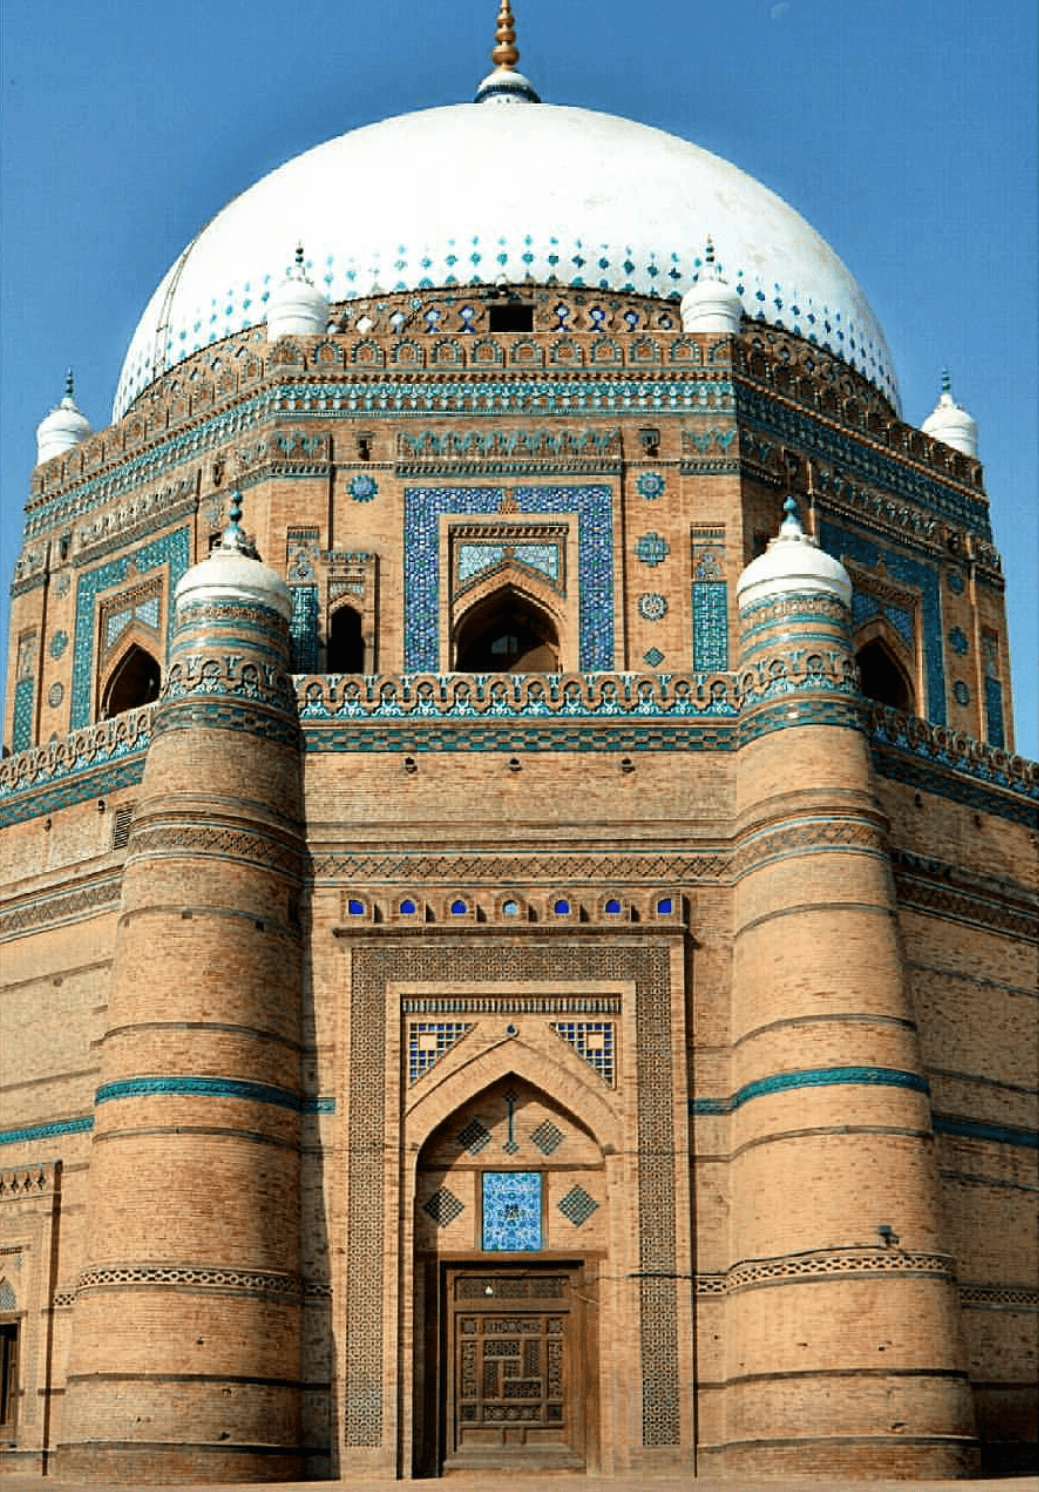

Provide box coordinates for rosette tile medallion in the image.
[1,4,1036,1487]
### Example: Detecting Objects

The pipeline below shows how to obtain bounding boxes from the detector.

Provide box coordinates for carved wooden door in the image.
[444,1268,584,1470]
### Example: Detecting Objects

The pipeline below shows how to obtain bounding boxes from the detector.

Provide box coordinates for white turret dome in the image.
[113,91,899,420]
[680,238,744,334]
[737,497,852,610]
[175,496,291,621]
[922,372,978,457]
[36,374,93,465]
[266,244,329,342]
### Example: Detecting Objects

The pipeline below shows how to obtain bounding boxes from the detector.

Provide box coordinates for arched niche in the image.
[410,1074,606,1477]
[100,643,161,718]
[856,633,915,713]
[454,587,560,673]
[326,603,365,673]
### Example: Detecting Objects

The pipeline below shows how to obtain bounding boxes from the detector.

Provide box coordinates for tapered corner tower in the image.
[58,502,308,1483]
[719,500,977,1479]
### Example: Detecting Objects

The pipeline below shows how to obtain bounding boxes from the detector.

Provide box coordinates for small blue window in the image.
[348,899,365,916]
[554,899,570,916]
[450,899,468,916]
[502,900,520,917]
[605,898,622,915]
[656,897,673,915]
[400,899,417,915]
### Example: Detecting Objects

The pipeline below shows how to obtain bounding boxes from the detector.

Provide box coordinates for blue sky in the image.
[2,0,1035,756]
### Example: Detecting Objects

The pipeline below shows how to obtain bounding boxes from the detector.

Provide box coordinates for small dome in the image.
[174,495,291,621]
[266,245,329,342]
[737,497,852,609]
[36,372,93,465]
[680,239,743,334]
[922,371,978,457]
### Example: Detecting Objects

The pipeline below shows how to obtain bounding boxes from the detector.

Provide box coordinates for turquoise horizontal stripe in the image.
[94,1078,337,1116]
[691,1066,930,1116]
[932,1114,1038,1150]
[0,1115,94,1146]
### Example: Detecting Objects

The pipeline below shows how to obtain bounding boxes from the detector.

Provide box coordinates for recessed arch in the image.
[326,603,365,673]
[856,633,915,712]
[454,586,560,673]
[100,643,161,718]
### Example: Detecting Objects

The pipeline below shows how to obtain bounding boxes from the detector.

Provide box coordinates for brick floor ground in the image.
[2,1474,1036,1492]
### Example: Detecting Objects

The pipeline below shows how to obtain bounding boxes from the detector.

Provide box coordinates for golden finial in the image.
[491,0,520,71]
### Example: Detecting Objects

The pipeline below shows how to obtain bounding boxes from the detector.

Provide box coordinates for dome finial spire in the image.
[941,367,952,395]
[491,0,520,71]
[65,368,75,400]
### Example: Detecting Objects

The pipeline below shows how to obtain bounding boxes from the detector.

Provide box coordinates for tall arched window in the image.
[454,591,559,672]
[326,605,365,673]
[856,637,914,713]
[101,644,161,718]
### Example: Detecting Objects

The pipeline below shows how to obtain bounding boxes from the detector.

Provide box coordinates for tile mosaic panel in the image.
[71,527,190,729]
[819,520,945,724]
[984,678,1005,749]
[692,582,729,671]
[403,486,613,670]
[482,1172,542,1252]
[12,678,34,754]
[290,584,320,673]
[456,541,560,587]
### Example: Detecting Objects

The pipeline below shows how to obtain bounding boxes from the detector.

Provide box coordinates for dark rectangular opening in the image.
[489,304,534,333]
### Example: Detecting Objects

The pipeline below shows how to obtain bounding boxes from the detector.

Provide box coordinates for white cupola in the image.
[36,371,93,465]
[265,245,328,342]
[737,496,852,610]
[680,238,743,335]
[921,371,978,457]
[175,492,291,621]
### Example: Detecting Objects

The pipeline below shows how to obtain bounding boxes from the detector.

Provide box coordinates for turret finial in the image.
[491,0,520,70]
[780,495,804,537]
[219,489,258,559]
[941,367,951,395]
[65,368,75,400]
[705,236,716,269]
[294,243,305,271]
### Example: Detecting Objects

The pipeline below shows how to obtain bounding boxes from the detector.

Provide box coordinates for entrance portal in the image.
[443,1265,586,1472]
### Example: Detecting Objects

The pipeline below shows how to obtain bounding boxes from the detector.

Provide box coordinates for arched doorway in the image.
[412,1077,602,1476]
[101,644,161,718]
[454,591,559,672]
[856,636,915,712]
[326,604,365,672]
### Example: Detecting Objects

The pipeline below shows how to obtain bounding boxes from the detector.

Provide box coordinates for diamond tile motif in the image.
[408,1021,473,1084]
[458,1118,491,1154]
[558,1185,599,1227]
[424,1187,465,1227]
[530,1120,564,1155]
[643,647,665,667]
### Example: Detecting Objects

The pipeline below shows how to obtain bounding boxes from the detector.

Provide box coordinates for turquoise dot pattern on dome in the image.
[112,104,900,419]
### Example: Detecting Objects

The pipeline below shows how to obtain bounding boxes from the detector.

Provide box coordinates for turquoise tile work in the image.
[71,527,191,728]
[482,1171,542,1251]
[403,486,613,670]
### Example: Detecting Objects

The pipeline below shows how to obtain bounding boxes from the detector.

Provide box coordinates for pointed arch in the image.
[100,642,161,718]
[453,585,560,673]
[856,632,915,712]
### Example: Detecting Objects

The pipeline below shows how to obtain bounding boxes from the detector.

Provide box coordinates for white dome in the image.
[266,245,329,341]
[681,241,743,334]
[113,100,900,420]
[922,374,978,457]
[175,506,291,622]
[36,376,93,465]
[737,498,852,610]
